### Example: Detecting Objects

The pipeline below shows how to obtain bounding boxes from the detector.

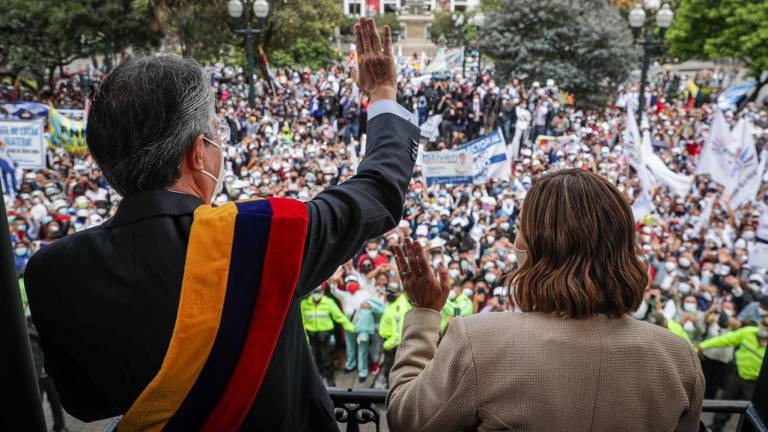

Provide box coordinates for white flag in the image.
[642,131,693,197]
[632,190,654,222]
[695,110,737,191]
[623,108,656,192]
[730,120,764,208]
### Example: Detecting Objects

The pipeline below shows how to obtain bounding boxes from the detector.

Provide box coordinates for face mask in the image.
[514,242,528,268]
[201,137,225,203]
[387,293,398,302]
[683,303,697,313]
[701,270,712,286]
[486,236,495,244]
[665,262,676,272]
[683,320,695,332]
[15,248,27,257]
[367,249,379,259]
[347,283,359,294]
[678,283,690,294]
[97,208,108,216]
[48,225,60,233]
[448,268,460,279]
[432,257,442,268]
[448,290,457,300]
[18,224,27,232]
[484,273,497,283]
[312,292,322,302]
[723,308,735,317]
[703,292,713,302]
[463,288,474,298]
[500,222,510,230]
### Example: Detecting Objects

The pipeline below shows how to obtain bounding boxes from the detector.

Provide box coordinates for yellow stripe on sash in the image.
[120,203,238,431]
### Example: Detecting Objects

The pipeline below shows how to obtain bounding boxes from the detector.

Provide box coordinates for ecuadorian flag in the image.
[120,198,308,431]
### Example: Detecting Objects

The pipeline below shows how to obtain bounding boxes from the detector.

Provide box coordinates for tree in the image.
[478,0,637,109]
[0,0,159,86]
[666,0,768,99]
[264,0,344,67]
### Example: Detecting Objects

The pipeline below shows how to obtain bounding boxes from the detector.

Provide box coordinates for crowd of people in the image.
[4,56,768,431]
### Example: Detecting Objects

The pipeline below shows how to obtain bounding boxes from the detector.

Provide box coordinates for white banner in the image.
[0,119,46,169]
[623,108,656,192]
[695,110,738,191]
[422,150,474,185]
[456,129,511,183]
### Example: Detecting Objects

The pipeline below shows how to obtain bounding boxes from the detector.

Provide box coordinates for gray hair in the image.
[87,55,215,196]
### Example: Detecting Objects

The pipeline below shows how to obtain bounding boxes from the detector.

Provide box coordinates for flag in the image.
[258,46,281,95]
[48,105,86,149]
[632,190,654,222]
[623,108,656,192]
[420,114,442,142]
[641,131,693,197]
[730,120,764,208]
[695,110,738,191]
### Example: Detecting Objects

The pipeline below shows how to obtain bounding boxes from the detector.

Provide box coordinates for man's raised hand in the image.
[353,17,396,104]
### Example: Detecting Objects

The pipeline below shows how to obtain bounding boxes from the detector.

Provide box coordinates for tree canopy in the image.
[666,0,768,83]
[478,0,637,109]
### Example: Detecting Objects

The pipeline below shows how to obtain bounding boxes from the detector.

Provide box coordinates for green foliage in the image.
[264,0,344,66]
[429,11,479,48]
[373,13,402,36]
[478,0,637,109]
[0,0,159,84]
[666,0,768,79]
[271,37,335,69]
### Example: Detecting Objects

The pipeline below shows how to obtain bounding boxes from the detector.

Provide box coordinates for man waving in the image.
[26,18,418,432]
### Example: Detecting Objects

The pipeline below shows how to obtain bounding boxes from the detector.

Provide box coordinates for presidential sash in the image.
[120,198,308,431]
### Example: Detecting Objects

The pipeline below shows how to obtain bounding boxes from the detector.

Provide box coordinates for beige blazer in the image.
[386,309,704,432]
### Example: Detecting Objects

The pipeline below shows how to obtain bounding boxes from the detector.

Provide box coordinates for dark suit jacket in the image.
[25,113,419,431]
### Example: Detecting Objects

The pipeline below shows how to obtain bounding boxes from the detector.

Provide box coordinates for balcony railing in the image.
[327,387,768,432]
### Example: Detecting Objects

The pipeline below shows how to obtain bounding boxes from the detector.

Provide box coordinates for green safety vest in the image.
[666,320,693,344]
[300,295,356,333]
[700,326,766,381]
[379,294,412,351]
[441,294,474,333]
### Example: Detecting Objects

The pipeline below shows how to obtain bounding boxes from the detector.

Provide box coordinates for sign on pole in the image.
[0,119,46,169]
[422,150,474,185]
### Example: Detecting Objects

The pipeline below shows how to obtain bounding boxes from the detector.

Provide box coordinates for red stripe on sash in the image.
[202,198,308,431]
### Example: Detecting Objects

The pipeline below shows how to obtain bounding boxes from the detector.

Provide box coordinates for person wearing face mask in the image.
[14,241,31,275]
[377,285,412,389]
[439,285,473,333]
[700,301,737,399]
[301,287,356,387]
[386,170,703,432]
[25,21,421,431]
[358,238,389,269]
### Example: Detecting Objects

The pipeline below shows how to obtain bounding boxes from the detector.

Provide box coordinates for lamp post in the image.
[469,12,485,85]
[228,0,270,108]
[628,2,673,125]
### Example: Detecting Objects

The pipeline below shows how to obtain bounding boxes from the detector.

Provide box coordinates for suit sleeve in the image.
[386,309,478,432]
[296,112,419,297]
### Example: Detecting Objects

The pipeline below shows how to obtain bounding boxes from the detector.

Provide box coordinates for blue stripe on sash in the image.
[165,200,273,430]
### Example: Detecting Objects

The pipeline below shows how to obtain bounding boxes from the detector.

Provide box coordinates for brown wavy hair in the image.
[508,169,647,318]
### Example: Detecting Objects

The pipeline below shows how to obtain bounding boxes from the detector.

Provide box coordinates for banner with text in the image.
[0,119,46,169]
[456,128,511,183]
[423,150,474,185]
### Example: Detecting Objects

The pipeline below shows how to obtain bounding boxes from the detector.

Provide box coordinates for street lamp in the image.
[228,0,270,108]
[469,12,485,85]
[629,2,673,125]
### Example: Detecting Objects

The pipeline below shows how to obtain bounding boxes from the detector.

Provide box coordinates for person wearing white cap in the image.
[328,270,375,382]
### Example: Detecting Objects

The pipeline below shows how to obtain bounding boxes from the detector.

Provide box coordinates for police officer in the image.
[698,317,767,432]
[377,284,412,388]
[440,284,473,333]
[301,288,356,387]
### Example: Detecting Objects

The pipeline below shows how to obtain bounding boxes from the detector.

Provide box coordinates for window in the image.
[348,2,361,15]
[384,4,398,13]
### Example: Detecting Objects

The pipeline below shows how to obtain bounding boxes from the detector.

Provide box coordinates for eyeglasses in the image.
[208,117,231,147]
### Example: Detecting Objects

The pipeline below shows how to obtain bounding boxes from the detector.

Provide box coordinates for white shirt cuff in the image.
[368,100,418,127]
